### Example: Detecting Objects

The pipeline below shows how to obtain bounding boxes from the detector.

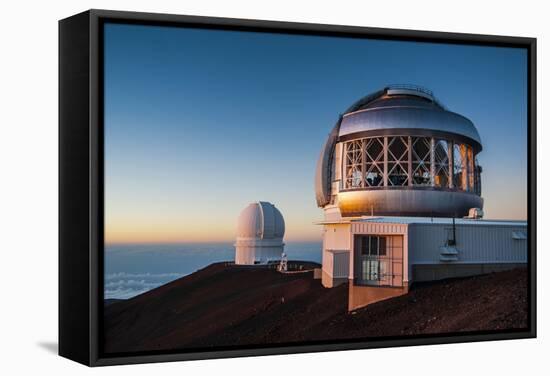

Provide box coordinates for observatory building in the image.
[316,84,483,219]
[315,85,527,311]
[235,201,285,265]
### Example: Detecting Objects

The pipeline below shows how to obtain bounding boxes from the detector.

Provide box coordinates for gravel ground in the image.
[103,263,528,354]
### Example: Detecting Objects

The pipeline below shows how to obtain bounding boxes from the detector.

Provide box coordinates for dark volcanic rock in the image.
[104,299,124,307]
[103,263,528,354]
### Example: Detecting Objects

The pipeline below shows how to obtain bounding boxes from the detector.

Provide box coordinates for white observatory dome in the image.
[236,201,285,239]
[235,201,285,265]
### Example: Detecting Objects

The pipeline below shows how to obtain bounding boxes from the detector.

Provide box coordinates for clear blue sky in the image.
[103,22,528,243]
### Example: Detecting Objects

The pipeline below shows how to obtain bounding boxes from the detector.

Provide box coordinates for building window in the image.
[360,236,387,256]
[342,136,479,194]
[411,137,431,186]
[344,140,363,188]
[360,236,386,282]
[387,136,409,186]
[362,259,380,281]
[354,235,402,287]
[434,139,450,188]
[364,138,384,187]
[467,145,474,192]
[474,158,482,195]
[453,143,466,190]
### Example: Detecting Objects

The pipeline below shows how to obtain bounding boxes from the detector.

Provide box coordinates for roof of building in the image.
[339,86,482,146]
[316,216,527,226]
[346,85,444,112]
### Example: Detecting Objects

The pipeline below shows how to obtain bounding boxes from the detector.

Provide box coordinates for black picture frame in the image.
[59,9,537,367]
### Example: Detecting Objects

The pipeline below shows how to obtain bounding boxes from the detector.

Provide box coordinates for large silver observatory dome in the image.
[315,85,483,218]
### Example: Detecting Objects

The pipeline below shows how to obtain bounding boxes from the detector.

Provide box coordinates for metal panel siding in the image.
[333,252,350,278]
[337,189,483,218]
[339,106,482,145]
[408,223,527,264]
[334,142,342,181]
[351,222,407,235]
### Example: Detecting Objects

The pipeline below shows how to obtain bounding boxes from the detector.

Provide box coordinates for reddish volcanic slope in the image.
[103,263,528,354]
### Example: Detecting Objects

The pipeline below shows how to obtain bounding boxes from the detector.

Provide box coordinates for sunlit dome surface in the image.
[236,201,285,240]
[338,86,482,147]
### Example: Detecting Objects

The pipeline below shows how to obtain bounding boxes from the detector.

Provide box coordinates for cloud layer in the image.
[104,272,183,299]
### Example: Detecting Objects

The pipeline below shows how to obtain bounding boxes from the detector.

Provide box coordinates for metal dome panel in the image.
[339,106,482,148]
[236,203,262,238]
[338,189,484,218]
[315,119,341,207]
[236,202,285,240]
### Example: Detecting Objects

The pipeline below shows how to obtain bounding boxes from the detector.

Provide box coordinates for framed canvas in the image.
[59,9,537,366]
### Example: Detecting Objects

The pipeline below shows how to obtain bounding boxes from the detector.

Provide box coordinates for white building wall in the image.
[322,224,351,278]
[324,224,351,250]
[321,248,333,277]
[321,218,527,288]
[235,245,283,265]
[408,223,528,264]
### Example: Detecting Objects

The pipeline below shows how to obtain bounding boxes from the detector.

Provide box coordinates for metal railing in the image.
[386,83,434,97]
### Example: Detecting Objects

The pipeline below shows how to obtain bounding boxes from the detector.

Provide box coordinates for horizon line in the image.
[105,239,323,246]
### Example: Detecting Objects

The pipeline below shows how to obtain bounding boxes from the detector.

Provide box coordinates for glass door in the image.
[355,235,389,286]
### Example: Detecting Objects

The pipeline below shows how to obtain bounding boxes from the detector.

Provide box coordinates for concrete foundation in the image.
[348,281,409,311]
[321,270,348,288]
[313,268,322,280]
